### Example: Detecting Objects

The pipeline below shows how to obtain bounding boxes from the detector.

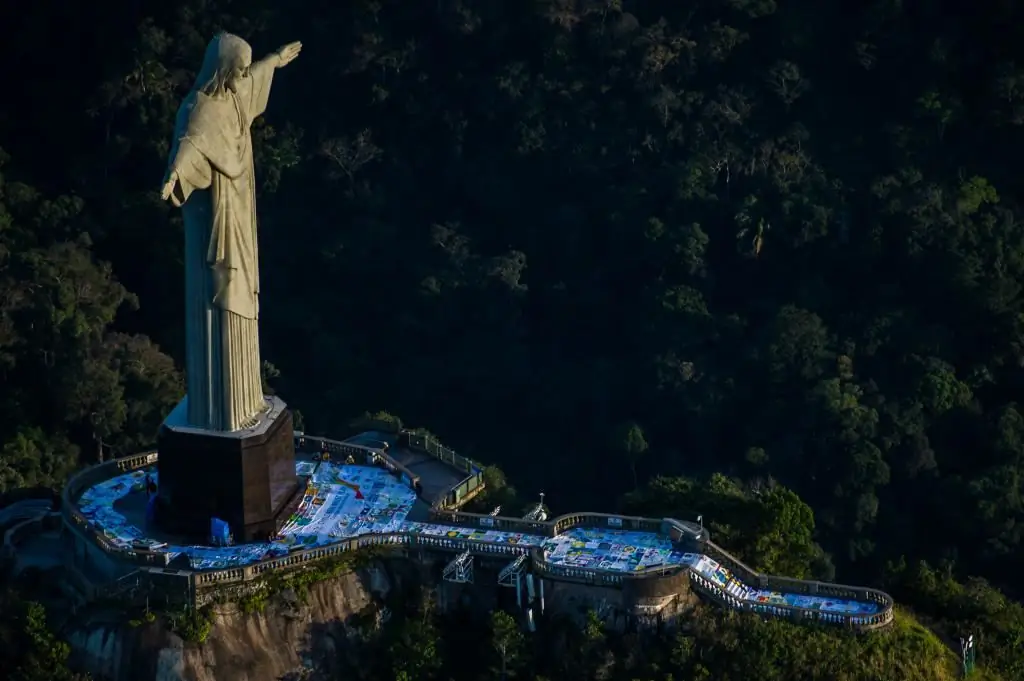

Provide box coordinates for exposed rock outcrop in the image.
[66,558,411,681]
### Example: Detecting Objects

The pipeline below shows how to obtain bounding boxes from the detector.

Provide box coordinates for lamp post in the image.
[960,634,975,677]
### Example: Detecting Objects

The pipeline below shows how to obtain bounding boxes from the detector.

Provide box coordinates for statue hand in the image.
[161,172,178,202]
[275,41,302,68]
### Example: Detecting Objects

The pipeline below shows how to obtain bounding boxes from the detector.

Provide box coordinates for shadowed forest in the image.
[1,0,1024,679]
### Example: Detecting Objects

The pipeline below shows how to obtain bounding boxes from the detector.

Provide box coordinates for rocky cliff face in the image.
[66,559,411,681]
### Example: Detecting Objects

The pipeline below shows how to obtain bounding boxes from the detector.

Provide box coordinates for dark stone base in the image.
[155,396,303,543]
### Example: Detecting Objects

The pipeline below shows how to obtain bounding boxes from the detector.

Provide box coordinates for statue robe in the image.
[166,58,276,431]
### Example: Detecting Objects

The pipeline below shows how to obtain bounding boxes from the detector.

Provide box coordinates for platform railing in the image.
[195,511,693,590]
[61,452,162,566]
[402,431,477,475]
[529,546,689,588]
[191,531,534,590]
[293,435,422,493]
[400,431,486,511]
[427,508,670,538]
[700,538,894,614]
[428,507,553,535]
[549,512,665,536]
[688,572,894,631]
[58,444,895,630]
[700,537,761,585]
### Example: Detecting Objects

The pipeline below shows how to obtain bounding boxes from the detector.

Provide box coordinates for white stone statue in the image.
[161,34,302,432]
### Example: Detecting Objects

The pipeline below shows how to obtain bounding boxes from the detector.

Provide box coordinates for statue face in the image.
[226,62,252,94]
[194,34,255,97]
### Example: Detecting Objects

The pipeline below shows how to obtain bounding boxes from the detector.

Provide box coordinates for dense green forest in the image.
[2,0,1024,678]
[300,581,1011,681]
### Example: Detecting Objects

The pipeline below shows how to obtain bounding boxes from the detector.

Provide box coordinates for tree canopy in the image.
[1,0,1024,678]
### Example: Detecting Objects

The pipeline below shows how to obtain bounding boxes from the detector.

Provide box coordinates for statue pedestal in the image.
[155,395,304,543]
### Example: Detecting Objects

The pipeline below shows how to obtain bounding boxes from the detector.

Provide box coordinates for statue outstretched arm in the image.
[273,42,302,68]
[251,41,301,73]
[244,42,301,122]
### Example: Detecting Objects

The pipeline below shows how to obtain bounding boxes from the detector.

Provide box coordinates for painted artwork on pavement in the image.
[75,461,544,569]
[74,461,880,615]
[541,528,699,573]
[402,522,544,547]
[690,556,880,615]
[78,470,154,546]
[273,463,416,549]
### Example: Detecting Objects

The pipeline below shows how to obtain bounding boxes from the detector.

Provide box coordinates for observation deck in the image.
[57,431,894,631]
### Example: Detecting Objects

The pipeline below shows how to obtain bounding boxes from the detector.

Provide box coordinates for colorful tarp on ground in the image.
[540,527,699,573]
[690,555,880,615]
[76,461,545,570]
[275,463,417,546]
[74,461,878,614]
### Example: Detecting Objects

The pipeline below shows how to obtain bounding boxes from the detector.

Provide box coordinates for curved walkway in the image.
[63,435,894,630]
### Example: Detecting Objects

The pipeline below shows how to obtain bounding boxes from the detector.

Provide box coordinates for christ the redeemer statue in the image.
[160,33,301,431]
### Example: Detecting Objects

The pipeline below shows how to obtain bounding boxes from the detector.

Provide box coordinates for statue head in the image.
[193,33,254,97]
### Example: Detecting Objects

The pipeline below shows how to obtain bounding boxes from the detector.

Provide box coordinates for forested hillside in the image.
[1,0,1024,678]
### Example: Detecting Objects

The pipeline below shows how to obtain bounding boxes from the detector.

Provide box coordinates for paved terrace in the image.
[341,430,472,519]
[62,432,895,629]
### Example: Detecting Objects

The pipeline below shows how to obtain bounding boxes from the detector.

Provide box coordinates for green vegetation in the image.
[886,561,1024,681]
[672,609,983,681]
[625,475,832,579]
[237,546,392,614]
[349,410,404,434]
[0,591,89,680]
[324,580,1003,681]
[313,477,1021,681]
[126,611,157,628]
[2,0,1024,678]
[166,606,214,644]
